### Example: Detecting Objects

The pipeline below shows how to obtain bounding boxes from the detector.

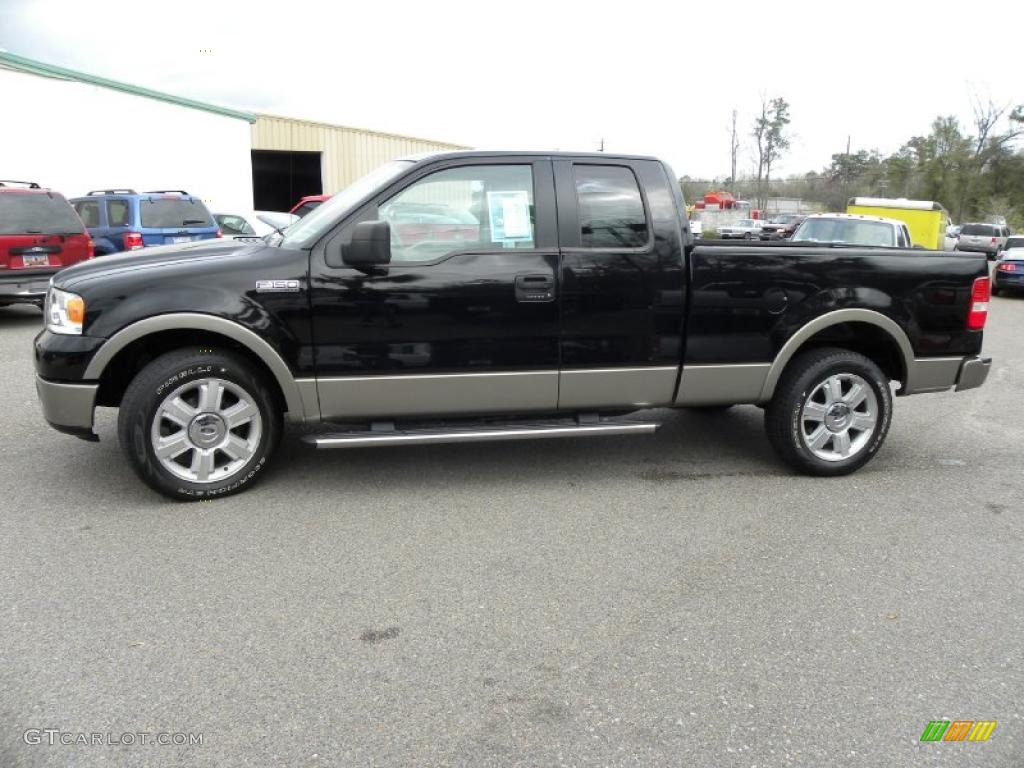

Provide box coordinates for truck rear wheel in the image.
[117,349,282,500]
[764,347,892,476]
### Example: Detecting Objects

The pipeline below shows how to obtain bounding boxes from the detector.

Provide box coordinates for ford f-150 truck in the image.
[34,151,992,500]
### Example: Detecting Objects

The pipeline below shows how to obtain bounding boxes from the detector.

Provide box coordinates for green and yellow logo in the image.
[920,720,997,742]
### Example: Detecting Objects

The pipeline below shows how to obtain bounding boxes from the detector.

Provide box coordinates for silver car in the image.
[956,222,1010,259]
[717,218,763,239]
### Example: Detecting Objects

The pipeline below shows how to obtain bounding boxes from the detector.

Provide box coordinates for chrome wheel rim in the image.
[800,373,878,462]
[150,377,263,484]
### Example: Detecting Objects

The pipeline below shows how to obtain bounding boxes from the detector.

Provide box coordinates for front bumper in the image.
[36,375,99,440]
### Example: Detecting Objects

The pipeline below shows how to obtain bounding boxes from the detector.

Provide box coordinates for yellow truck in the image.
[846,197,952,250]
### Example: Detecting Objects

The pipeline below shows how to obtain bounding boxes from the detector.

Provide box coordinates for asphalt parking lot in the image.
[1,296,1022,768]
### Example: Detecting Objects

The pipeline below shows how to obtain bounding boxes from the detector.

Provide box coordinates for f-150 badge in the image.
[255,279,300,293]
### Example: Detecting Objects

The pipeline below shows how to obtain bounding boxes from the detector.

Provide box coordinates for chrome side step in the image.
[302,419,660,449]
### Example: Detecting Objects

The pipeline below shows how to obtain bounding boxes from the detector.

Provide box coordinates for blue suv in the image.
[70,189,220,255]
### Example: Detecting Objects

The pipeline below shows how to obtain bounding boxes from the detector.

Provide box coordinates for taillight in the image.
[967,276,990,330]
[87,239,94,259]
[990,237,997,245]
[998,263,1017,272]
[123,232,144,251]
[216,229,223,239]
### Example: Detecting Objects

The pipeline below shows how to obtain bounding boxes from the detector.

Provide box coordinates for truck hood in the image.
[53,238,257,290]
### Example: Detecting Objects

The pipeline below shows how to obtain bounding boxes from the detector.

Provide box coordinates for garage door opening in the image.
[251,150,322,212]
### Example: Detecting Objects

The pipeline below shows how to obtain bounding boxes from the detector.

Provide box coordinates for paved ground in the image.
[0,294,1021,768]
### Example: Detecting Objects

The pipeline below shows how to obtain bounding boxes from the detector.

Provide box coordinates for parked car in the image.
[70,190,220,255]
[955,222,1010,259]
[791,213,913,248]
[289,195,330,218]
[35,151,991,500]
[992,236,1024,296]
[944,224,961,251]
[214,211,298,241]
[1,180,93,308]
[381,202,480,245]
[759,214,805,240]
[718,218,763,239]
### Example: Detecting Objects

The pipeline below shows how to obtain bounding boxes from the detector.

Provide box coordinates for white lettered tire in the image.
[764,347,892,476]
[118,349,282,500]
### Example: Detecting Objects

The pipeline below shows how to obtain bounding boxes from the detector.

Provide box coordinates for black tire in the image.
[991,284,1001,297]
[118,348,282,500]
[764,347,892,476]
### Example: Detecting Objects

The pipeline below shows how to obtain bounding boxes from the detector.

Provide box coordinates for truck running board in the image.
[302,419,660,449]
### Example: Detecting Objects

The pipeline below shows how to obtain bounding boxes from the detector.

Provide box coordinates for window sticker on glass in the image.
[487,190,532,245]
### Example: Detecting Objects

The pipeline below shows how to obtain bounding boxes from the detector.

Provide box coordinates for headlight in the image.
[45,287,86,335]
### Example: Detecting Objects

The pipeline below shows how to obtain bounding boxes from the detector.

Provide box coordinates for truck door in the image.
[309,157,562,421]
[553,158,687,409]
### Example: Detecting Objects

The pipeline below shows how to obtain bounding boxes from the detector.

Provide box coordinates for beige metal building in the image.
[250,113,468,211]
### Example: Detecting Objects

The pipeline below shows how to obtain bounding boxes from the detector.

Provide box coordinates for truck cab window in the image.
[573,165,648,248]
[379,164,535,263]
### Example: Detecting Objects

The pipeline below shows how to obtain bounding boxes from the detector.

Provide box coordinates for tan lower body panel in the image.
[557,367,679,409]
[316,371,558,421]
[675,363,772,406]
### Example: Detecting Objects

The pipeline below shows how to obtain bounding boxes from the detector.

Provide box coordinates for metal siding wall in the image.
[251,115,467,195]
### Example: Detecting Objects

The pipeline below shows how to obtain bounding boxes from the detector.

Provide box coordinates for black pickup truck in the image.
[34,151,992,500]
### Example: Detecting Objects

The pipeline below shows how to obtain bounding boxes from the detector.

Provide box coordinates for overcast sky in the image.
[2,0,1021,181]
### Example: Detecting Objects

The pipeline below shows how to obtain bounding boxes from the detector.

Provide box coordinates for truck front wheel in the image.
[764,348,892,476]
[117,349,282,500]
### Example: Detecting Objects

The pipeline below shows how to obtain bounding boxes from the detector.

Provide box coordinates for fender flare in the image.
[83,313,313,422]
[759,308,915,401]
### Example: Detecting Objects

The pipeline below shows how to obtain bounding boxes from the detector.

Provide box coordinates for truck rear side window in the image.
[573,165,648,248]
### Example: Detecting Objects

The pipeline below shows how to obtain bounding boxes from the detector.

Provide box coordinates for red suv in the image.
[0,181,93,308]
[289,194,330,218]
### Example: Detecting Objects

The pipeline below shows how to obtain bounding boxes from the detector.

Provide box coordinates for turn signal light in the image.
[967,276,990,330]
[66,295,85,324]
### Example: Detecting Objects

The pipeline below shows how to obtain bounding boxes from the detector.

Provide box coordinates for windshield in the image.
[280,160,414,249]
[1005,237,1024,250]
[0,192,83,235]
[792,218,896,247]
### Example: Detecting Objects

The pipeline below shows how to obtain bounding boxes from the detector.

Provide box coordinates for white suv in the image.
[956,223,1010,259]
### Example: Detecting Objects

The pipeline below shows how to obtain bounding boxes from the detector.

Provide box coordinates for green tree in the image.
[752,97,792,208]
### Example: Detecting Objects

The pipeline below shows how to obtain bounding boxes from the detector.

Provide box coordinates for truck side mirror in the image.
[343,221,392,266]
